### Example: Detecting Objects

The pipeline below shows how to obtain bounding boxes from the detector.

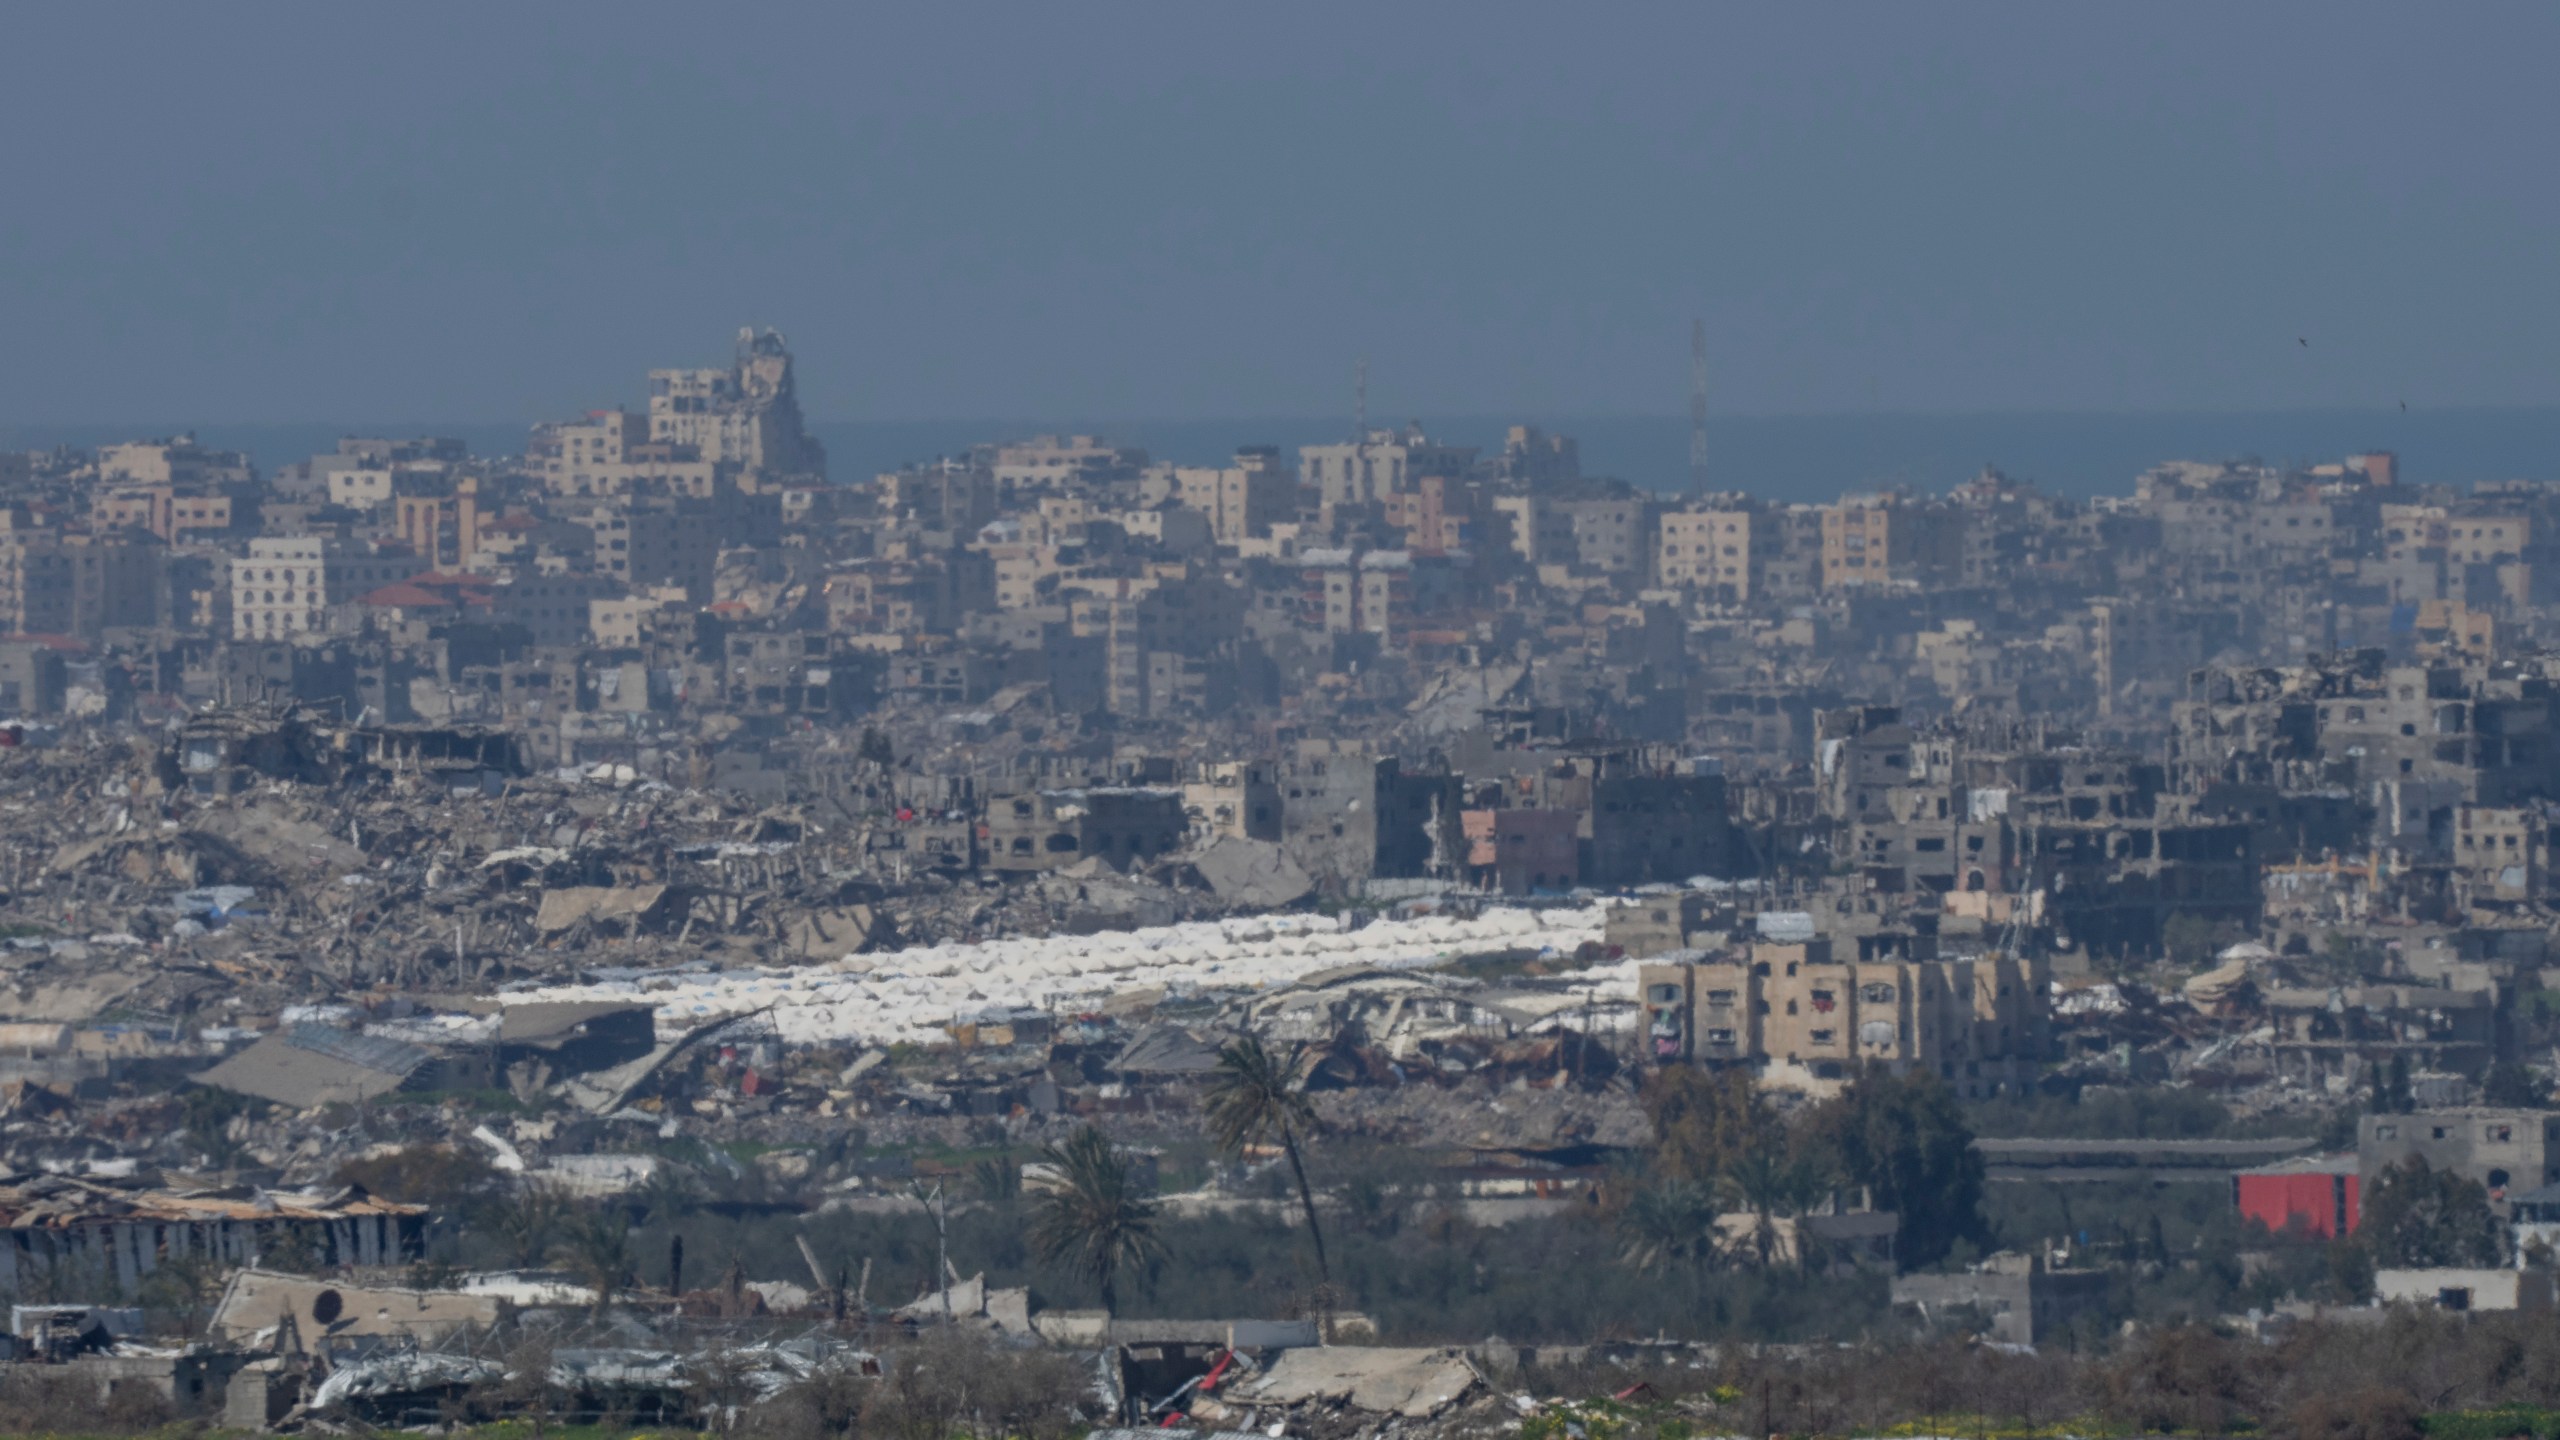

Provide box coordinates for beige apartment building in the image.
[92,483,239,545]
[1299,427,1474,510]
[989,435,1146,494]
[1820,497,1908,589]
[2382,505,2530,568]
[983,544,1069,611]
[535,410,723,499]
[326,467,396,510]
[1140,451,1295,544]
[96,437,251,489]
[1639,938,2049,1097]
[1656,506,1767,601]
[0,521,160,639]
[1306,549,1413,637]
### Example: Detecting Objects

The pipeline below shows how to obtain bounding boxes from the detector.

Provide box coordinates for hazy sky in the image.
[4,4,2556,423]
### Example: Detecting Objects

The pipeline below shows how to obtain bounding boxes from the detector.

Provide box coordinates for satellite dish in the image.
[311,1289,344,1325]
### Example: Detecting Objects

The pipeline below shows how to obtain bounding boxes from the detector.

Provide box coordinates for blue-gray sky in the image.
[3,3,2555,423]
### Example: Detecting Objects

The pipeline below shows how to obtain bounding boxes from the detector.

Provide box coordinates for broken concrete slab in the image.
[782,904,878,959]
[533,883,672,934]
[1231,1345,1481,1417]
[1187,837,1315,910]
[189,805,368,877]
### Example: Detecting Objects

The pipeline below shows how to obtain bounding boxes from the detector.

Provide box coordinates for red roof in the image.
[0,633,90,653]
[359,571,495,610]
[358,582,457,609]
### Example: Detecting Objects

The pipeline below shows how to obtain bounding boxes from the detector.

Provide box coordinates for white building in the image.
[228,538,417,640]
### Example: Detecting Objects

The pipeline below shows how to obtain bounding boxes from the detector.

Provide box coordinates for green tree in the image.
[491,1184,571,1269]
[1720,1142,1820,1270]
[1203,1035,1329,1283]
[970,1151,1021,1203]
[137,1253,230,1338]
[1641,1064,1766,1189]
[2369,1055,2415,1115]
[552,1209,633,1315]
[2356,1157,2504,1268]
[2101,1324,2261,1436]
[1617,1179,1718,1279]
[1026,1124,1160,1315]
[2482,1062,2549,1110]
[1799,1066,1985,1267]
[2282,1385,2424,1440]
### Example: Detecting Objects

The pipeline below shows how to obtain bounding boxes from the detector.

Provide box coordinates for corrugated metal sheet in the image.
[0,1175,424,1229]
[281,1024,432,1075]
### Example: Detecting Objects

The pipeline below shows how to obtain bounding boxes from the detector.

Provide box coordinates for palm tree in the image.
[1027,1125,1160,1315]
[493,1183,570,1270]
[1718,1147,1816,1270]
[1617,1179,1717,1279]
[552,1210,633,1315]
[1203,1035,1329,1284]
[970,1151,1021,1203]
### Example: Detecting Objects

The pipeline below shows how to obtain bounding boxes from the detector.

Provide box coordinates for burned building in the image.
[1278,748,1463,890]
[0,1176,425,1294]
[986,786,1188,873]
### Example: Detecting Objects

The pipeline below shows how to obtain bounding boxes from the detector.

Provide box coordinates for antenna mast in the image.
[1689,319,1708,494]
[1355,355,1368,441]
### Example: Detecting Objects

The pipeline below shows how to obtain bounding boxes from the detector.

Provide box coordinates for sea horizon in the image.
[6,404,2557,505]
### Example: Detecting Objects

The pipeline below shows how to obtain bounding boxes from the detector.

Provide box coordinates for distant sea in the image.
[9,408,2560,504]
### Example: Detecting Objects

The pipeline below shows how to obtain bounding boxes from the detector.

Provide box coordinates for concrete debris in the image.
[534,883,673,934]
[1187,837,1316,910]
[1233,1345,1483,1418]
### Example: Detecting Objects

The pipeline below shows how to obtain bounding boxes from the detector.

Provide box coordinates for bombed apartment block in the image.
[1458,805,1580,894]
[2454,802,2555,911]
[1604,892,1724,958]
[1278,747,1463,890]
[2174,653,2560,805]
[986,786,1187,872]
[1589,765,1737,885]
[0,640,69,715]
[2020,815,2259,956]
[2264,981,2500,1087]
[2361,1108,2560,1203]
[168,706,524,795]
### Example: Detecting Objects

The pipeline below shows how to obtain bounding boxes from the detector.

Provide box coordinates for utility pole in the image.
[1689,319,1709,495]
[911,1181,952,1321]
